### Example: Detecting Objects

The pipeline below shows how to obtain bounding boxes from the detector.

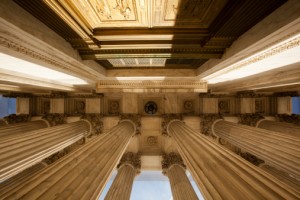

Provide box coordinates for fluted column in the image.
[0,120,49,138]
[105,152,141,200]
[256,119,300,136]
[212,119,300,180]
[162,152,198,200]
[166,120,299,199]
[0,119,138,199]
[0,120,91,181]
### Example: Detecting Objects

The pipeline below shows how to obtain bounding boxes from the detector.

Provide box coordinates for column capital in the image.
[200,114,223,136]
[42,138,86,165]
[161,114,183,136]
[42,114,66,126]
[120,114,141,135]
[239,151,264,166]
[3,114,31,124]
[81,114,103,135]
[236,91,265,98]
[117,152,141,174]
[275,114,300,125]
[238,114,264,127]
[162,152,186,175]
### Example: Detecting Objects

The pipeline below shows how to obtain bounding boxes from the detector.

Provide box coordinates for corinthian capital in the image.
[161,114,182,136]
[81,114,103,135]
[162,152,185,175]
[120,114,141,135]
[118,152,141,173]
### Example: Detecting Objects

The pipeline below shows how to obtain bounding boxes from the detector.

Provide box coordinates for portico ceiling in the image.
[14,0,286,70]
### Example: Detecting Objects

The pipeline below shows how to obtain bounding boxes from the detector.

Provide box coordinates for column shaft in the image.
[257,119,300,136]
[213,120,300,180]
[0,120,49,138]
[167,165,198,200]
[167,120,299,199]
[0,120,135,200]
[105,165,136,200]
[0,120,90,181]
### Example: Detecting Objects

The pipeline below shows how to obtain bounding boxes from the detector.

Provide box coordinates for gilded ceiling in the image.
[14,0,287,69]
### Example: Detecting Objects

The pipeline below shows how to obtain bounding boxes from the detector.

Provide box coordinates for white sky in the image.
[99,170,204,200]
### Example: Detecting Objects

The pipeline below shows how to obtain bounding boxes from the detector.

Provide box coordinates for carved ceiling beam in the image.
[210,68,300,92]
[97,80,207,93]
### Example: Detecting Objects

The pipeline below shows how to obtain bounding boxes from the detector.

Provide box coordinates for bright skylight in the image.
[204,34,300,84]
[99,170,204,200]
[0,53,87,85]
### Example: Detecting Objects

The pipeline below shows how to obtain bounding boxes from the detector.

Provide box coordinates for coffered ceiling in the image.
[14,0,287,70]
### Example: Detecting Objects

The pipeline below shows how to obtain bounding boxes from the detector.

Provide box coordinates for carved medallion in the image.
[108,100,120,114]
[144,101,158,115]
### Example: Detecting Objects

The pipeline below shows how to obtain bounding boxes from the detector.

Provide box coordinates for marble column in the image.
[0,120,91,181]
[212,119,300,180]
[162,152,198,200]
[0,120,49,138]
[0,119,138,199]
[256,119,300,136]
[166,120,299,199]
[105,152,141,200]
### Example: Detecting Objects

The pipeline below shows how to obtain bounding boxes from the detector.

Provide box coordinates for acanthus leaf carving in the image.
[238,114,264,127]
[162,152,185,175]
[120,114,141,135]
[117,152,141,173]
[3,114,31,124]
[200,114,222,136]
[161,114,183,136]
[42,114,66,126]
[81,114,103,135]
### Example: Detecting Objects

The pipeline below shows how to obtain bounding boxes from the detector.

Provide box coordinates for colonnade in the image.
[0,113,299,199]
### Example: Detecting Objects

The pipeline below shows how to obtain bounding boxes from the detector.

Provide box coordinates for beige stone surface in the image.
[277,97,292,114]
[201,98,218,113]
[50,98,65,114]
[85,98,101,113]
[122,93,138,113]
[240,98,255,114]
[16,98,30,114]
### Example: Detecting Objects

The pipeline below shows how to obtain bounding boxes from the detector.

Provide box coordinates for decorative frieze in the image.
[97,80,207,93]
[42,114,66,126]
[273,91,300,97]
[120,114,141,134]
[200,114,222,135]
[238,114,264,127]
[81,114,103,135]
[161,114,183,136]
[236,91,264,98]
[3,114,31,124]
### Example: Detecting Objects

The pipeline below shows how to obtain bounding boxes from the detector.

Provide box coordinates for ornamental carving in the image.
[81,114,103,135]
[275,114,300,126]
[236,91,264,98]
[162,152,185,175]
[144,101,158,115]
[183,100,194,114]
[2,93,33,98]
[146,136,158,145]
[273,91,300,97]
[218,99,230,114]
[120,114,141,134]
[238,114,264,127]
[161,114,183,136]
[42,91,68,98]
[117,152,141,172]
[43,138,86,165]
[239,152,264,166]
[3,114,31,124]
[75,100,85,114]
[108,100,120,115]
[42,114,66,126]
[200,114,222,136]
[199,93,227,98]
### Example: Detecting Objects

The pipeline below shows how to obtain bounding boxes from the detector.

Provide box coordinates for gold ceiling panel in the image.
[152,0,228,28]
[67,0,149,28]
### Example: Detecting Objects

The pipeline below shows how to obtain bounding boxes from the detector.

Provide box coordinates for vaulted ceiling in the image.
[14,0,286,70]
